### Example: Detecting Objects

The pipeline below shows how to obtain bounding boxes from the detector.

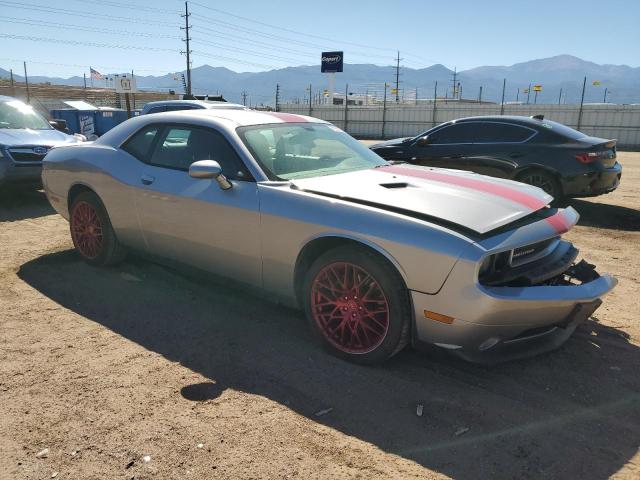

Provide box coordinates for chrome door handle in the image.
[140,174,155,185]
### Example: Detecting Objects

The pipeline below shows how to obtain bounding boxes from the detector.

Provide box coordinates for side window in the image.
[148,126,249,179]
[473,123,533,143]
[121,126,159,161]
[428,123,476,144]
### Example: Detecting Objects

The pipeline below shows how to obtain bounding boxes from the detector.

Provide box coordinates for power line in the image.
[0,34,176,52]
[0,57,177,73]
[0,16,180,38]
[190,1,396,53]
[190,39,311,64]
[0,1,179,27]
[192,51,275,70]
[188,8,401,64]
[189,1,447,67]
[69,0,181,14]
[192,26,317,60]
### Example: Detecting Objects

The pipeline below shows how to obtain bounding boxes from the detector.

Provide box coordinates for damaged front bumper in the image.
[411,237,617,363]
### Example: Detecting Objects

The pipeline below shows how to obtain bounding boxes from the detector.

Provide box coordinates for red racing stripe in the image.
[545,210,573,234]
[265,112,309,123]
[379,165,547,210]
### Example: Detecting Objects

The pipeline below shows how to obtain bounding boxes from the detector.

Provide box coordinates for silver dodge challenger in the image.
[42,109,617,364]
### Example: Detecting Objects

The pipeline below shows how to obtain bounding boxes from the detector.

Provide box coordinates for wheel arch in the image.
[293,234,409,307]
[513,164,564,196]
[67,182,98,211]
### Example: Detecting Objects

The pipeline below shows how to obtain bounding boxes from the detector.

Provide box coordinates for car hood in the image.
[370,137,412,148]
[0,128,77,147]
[291,164,553,235]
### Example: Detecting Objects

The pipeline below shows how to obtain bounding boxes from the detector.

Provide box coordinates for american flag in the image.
[90,67,104,80]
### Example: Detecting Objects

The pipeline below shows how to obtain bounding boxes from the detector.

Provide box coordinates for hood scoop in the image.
[380,182,409,189]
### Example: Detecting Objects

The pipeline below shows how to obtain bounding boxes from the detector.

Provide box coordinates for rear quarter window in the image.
[538,120,586,141]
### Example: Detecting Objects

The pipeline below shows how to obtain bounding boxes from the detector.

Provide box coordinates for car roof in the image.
[143,99,246,109]
[450,115,546,127]
[149,108,327,127]
[0,95,20,103]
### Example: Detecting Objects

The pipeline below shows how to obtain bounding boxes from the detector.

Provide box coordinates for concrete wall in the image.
[280,103,640,148]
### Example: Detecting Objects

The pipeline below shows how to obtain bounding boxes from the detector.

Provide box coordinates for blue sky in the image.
[1,0,638,78]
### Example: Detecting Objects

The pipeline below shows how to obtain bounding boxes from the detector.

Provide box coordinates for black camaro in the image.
[370,115,622,199]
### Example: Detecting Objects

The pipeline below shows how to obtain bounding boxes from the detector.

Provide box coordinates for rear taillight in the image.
[575,152,599,164]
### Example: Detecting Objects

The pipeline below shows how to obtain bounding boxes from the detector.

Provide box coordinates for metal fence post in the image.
[382,84,387,138]
[344,83,349,133]
[432,81,437,127]
[577,76,586,131]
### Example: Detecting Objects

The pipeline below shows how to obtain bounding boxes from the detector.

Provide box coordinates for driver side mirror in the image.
[415,135,430,147]
[49,119,70,133]
[189,160,232,190]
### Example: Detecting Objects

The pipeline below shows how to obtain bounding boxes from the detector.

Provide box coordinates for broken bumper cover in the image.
[411,261,617,364]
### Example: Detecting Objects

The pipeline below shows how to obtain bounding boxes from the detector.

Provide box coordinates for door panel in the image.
[131,124,262,287]
[409,123,477,171]
[134,169,262,287]
[412,144,472,170]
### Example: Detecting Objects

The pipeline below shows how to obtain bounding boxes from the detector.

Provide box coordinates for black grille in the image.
[8,147,50,163]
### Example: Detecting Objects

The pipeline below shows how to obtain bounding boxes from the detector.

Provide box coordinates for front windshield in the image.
[0,100,52,130]
[237,123,387,180]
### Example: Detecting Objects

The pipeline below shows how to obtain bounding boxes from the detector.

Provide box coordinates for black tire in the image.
[69,191,126,266]
[516,169,562,200]
[303,245,411,364]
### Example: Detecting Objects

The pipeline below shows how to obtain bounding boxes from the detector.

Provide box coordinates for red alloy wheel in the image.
[71,201,104,260]
[310,262,390,354]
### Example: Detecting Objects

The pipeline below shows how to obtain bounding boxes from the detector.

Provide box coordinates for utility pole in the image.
[577,76,587,130]
[415,87,418,105]
[478,85,483,103]
[558,87,563,105]
[180,1,192,97]
[603,87,608,103]
[500,78,506,115]
[516,88,520,103]
[526,83,531,104]
[394,51,402,103]
[23,61,30,104]
[275,84,280,111]
[83,73,87,100]
[241,90,247,106]
[308,83,312,116]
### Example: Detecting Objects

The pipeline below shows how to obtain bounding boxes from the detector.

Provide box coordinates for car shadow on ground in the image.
[0,188,54,222]
[18,251,640,480]
[569,198,640,231]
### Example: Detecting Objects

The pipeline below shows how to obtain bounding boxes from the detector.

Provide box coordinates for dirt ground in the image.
[1,152,639,480]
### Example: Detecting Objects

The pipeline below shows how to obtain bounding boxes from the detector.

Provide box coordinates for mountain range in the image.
[2,55,639,105]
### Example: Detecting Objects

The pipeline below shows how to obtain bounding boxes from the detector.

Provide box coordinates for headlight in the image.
[73,133,87,142]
